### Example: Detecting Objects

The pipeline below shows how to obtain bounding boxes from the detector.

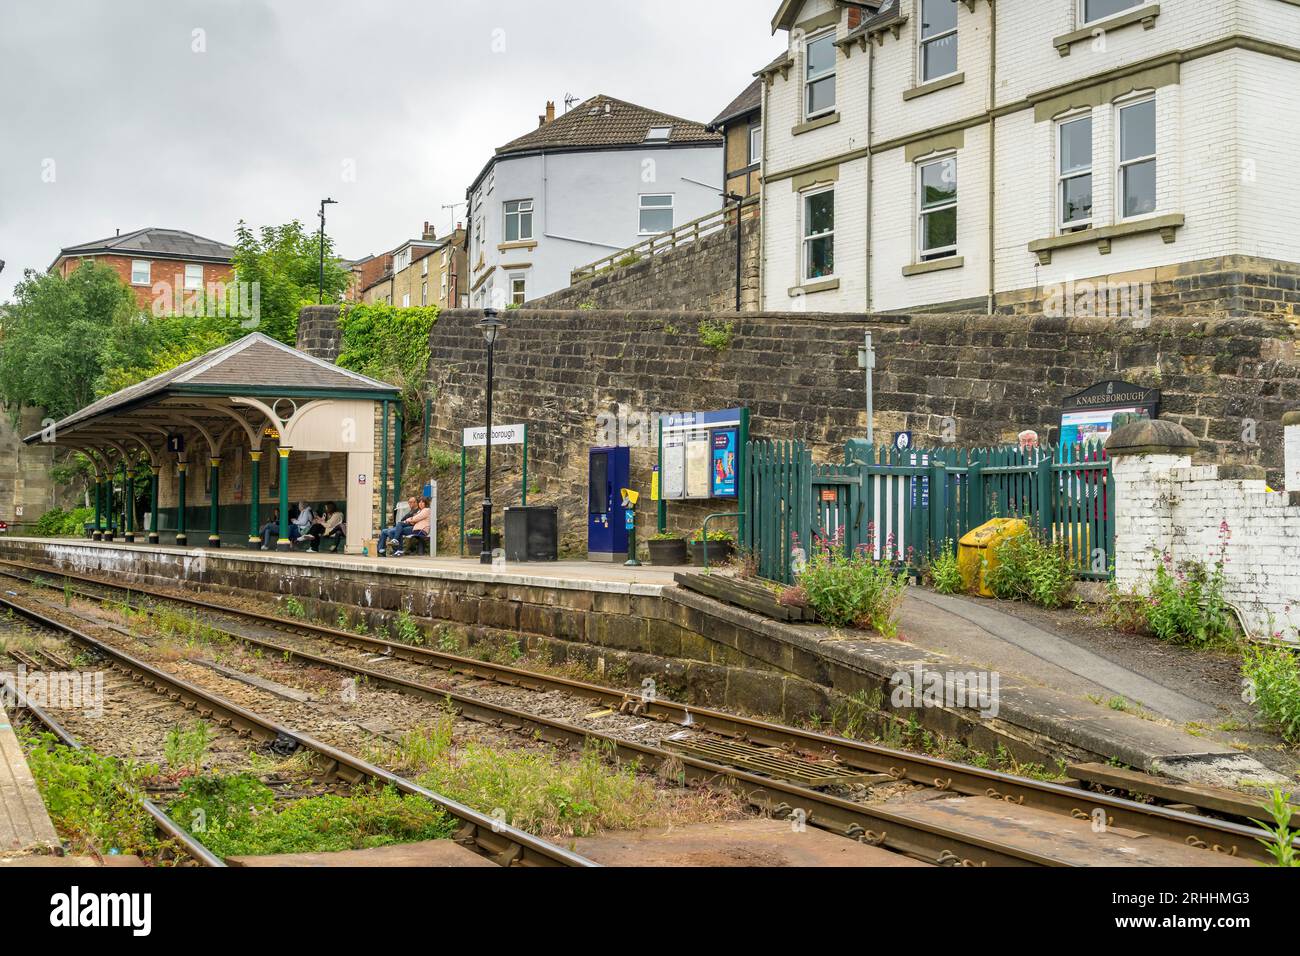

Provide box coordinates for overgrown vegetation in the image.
[167,775,455,857]
[984,530,1074,608]
[31,506,94,537]
[21,731,161,857]
[797,543,909,636]
[698,318,735,351]
[336,302,438,419]
[928,543,963,595]
[377,713,700,838]
[1242,644,1300,743]
[1107,552,1236,650]
[1251,789,1300,867]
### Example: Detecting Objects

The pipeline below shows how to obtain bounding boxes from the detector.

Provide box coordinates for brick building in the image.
[709,78,764,201]
[359,222,466,310]
[50,227,235,311]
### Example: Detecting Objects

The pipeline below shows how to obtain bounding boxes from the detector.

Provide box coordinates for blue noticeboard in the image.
[710,428,738,498]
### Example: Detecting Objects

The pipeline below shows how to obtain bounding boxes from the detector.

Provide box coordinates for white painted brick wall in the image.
[760,0,1300,313]
[1114,446,1300,641]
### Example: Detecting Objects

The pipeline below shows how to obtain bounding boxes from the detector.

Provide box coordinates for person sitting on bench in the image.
[391,497,430,557]
[259,509,282,550]
[378,496,419,556]
[320,502,346,552]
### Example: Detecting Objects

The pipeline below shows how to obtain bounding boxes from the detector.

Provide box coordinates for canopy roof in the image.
[25,332,399,448]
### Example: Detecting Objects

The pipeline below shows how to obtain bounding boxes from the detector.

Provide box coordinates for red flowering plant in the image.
[794,525,909,636]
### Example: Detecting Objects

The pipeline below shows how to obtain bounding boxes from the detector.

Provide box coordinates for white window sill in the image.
[788,277,840,296]
[902,256,964,277]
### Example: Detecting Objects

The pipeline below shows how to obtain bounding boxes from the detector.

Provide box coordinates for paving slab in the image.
[226,839,496,867]
[0,704,60,858]
[571,819,930,867]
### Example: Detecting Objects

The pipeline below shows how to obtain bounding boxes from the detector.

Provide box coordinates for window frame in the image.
[511,276,527,306]
[645,125,672,142]
[804,30,837,120]
[749,124,763,166]
[916,154,958,262]
[401,292,410,308]
[421,281,428,306]
[183,263,204,291]
[503,199,534,243]
[801,186,835,282]
[1056,113,1094,233]
[918,0,960,84]
[638,193,675,235]
[1079,0,1144,27]
[130,260,151,286]
[1116,95,1157,222]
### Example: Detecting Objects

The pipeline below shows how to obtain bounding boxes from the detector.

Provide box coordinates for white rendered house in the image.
[760,0,1300,316]
[465,96,724,308]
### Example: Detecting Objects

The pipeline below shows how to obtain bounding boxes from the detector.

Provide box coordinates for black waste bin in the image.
[504,507,558,562]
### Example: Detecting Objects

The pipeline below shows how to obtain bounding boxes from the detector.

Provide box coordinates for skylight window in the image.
[646,125,672,141]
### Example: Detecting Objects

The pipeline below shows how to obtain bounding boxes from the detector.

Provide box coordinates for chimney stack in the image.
[422,221,436,240]
[546,100,556,123]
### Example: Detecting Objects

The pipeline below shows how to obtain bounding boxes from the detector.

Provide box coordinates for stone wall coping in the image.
[1105,418,1199,456]
[10,538,669,599]
[1282,411,1300,428]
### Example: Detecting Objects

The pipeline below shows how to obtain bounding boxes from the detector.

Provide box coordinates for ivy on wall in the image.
[335,303,437,419]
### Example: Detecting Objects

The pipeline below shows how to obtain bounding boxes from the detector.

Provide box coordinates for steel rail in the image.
[0,559,1276,862]
[1,672,228,868]
[0,594,596,869]
[2,581,1068,866]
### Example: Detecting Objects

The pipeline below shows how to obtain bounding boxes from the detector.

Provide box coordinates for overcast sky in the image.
[0,0,784,302]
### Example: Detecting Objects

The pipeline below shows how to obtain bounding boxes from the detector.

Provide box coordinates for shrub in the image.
[690,527,733,543]
[798,546,909,636]
[1141,554,1236,649]
[984,531,1073,608]
[1242,644,1300,743]
[32,506,94,537]
[928,544,963,595]
[698,318,735,351]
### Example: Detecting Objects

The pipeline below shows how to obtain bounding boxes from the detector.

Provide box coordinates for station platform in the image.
[2,535,1292,791]
[0,703,60,860]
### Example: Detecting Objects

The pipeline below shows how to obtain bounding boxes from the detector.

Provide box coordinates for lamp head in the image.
[478,309,505,345]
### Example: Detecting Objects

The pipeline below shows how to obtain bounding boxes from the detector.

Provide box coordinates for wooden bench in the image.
[399,533,430,556]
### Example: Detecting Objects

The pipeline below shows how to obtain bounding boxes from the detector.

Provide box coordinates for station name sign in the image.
[1061,381,1160,415]
[463,423,525,448]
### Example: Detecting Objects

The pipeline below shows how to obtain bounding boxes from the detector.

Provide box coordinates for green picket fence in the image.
[743,439,1113,585]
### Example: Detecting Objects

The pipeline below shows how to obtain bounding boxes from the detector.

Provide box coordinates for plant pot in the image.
[647,538,689,565]
[465,532,502,554]
[689,539,734,566]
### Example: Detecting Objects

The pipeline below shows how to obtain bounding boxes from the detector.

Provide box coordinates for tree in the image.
[232,220,348,345]
[0,263,138,420]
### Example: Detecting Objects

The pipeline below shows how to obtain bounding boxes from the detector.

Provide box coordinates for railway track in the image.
[0,559,1279,867]
[0,592,595,868]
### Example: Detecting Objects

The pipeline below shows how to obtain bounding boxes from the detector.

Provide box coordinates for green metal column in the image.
[207,457,221,548]
[380,400,390,533]
[92,473,103,540]
[248,451,262,547]
[393,412,403,513]
[124,464,136,543]
[521,424,528,507]
[276,449,291,552]
[176,462,188,546]
[148,465,160,544]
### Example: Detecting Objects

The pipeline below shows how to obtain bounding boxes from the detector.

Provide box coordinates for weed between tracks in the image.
[372,711,739,839]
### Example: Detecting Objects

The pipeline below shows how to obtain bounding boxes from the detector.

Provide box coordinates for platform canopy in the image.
[25,332,401,552]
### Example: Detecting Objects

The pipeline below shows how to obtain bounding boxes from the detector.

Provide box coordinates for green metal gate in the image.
[743,439,1113,585]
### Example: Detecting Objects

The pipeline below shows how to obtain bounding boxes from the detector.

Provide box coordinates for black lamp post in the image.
[318,197,337,304]
[478,309,505,564]
[726,191,744,312]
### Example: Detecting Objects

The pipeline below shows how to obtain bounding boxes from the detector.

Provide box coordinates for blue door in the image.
[588,447,629,560]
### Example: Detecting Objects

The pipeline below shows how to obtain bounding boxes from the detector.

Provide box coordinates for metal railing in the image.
[569,195,759,284]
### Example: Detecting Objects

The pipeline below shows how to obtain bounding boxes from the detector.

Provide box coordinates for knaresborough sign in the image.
[1062,381,1161,415]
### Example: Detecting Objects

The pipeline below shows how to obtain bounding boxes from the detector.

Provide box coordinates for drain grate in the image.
[663,737,871,788]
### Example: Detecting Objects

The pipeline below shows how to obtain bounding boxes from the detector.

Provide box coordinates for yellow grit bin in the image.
[958,518,1028,597]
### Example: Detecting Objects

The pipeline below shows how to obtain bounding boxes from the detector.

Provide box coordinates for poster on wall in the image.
[710,427,738,498]
[684,430,711,499]
[1059,380,1160,452]
[663,432,686,500]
